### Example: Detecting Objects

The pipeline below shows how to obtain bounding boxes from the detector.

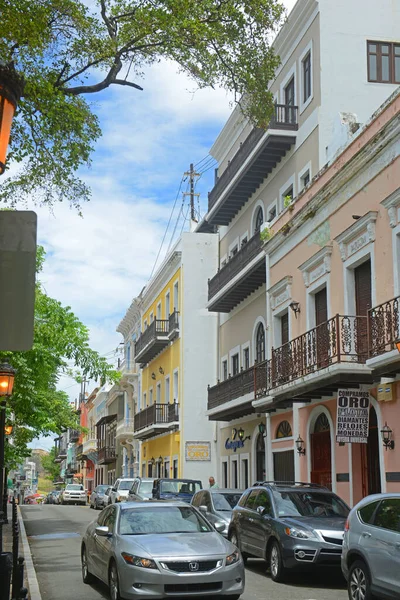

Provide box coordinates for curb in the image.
[17,506,42,600]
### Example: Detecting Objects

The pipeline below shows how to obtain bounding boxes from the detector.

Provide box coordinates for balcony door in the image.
[284,77,295,123]
[355,260,371,358]
[315,287,329,368]
[310,413,332,490]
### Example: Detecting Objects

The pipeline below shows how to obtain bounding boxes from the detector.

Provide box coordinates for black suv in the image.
[228,481,349,583]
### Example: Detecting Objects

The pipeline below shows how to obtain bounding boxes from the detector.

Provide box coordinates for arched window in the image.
[254,206,264,234]
[255,323,265,363]
[276,420,292,439]
[314,413,330,433]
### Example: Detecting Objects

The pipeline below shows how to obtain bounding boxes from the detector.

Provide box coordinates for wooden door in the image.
[355,260,371,358]
[315,288,329,368]
[273,450,295,483]
[311,416,332,490]
[279,313,290,383]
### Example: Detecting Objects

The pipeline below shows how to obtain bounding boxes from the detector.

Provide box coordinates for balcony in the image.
[133,402,179,441]
[97,446,117,464]
[76,444,83,458]
[116,418,135,441]
[367,295,400,377]
[134,319,170,365]
[69,429,79,442]
[82,438,97,454]
[254,314,373,410]
[198,105,298,232]
[208,232,265,312]
[118,357,139,376]
[168,310,180,341]
[54,447,67,463]
[207,367,255,421]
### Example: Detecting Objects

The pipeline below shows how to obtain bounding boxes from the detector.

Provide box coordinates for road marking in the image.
[18,506,43,600]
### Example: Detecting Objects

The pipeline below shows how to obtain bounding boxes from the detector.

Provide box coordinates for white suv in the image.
[61,484,87,506]
[109,478,135,504]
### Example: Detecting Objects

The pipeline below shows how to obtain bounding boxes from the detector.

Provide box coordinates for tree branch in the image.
[100,0,117,40]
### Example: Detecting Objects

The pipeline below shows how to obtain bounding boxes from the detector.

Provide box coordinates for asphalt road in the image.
[21,504,348,600]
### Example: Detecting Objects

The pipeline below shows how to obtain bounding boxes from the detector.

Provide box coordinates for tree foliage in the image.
[41,447,61,482]
[1,0,284,208]
[2,246,119,467]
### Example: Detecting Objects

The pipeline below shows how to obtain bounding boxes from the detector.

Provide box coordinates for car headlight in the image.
[121,553,157,569]
[226,551,240,566]
[284,526,315,539]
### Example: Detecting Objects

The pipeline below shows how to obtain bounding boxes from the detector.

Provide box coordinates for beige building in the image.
[198,0,400,490]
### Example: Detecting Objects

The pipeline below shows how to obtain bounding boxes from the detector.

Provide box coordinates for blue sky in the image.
[25,0,297,451]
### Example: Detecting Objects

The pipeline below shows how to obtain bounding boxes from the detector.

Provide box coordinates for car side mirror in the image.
[112,487,117,492]
[95,526,111,537]
[257,505,268,516]
[214,522,226,534]
[199,505,208,514]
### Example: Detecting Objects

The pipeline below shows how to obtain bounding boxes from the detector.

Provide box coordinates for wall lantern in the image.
[151,372,156,380]
[380,422,395,451]
[4,424,13,435]
[150,456,155,465]
[289,301,301,318]
[238,427,245,441]
[0,363,16,397]
[258,422,267,437]
[295,435,306,456]
[159,367,164,375]
[0,65,25,175]
[158,455,164,464]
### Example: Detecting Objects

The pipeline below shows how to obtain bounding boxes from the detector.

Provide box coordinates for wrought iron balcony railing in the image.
[208,367,254,410]
[134,402,179,432]
[134,318,170,363]
[208,104,298,212]
[208,232,263,300]
[368,295,400,357]
[255,314,368,398]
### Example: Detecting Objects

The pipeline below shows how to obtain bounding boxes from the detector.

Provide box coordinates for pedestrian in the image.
[209,476,219,489]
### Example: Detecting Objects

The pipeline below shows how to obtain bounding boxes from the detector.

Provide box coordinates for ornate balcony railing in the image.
[116,418,135,437]
[255,314,368,398]
[368,295,400,357]
[208,232,263,300]
[208,104,298,212]
[208,367,254,410]
[97,446,116,464]
[134,402,179,432]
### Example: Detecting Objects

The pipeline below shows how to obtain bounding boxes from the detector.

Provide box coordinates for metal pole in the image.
[0,400,6,552]
[2,466,8,525]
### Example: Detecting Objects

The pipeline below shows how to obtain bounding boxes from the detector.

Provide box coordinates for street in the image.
[21,505,348,600]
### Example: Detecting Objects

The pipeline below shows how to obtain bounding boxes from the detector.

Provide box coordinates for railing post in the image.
[336,314,341,362]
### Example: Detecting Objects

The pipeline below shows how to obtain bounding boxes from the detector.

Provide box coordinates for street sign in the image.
[336,388,370,443]
[0,211,37,350]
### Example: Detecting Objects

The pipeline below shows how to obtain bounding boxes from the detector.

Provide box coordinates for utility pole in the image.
[183,163,200,225]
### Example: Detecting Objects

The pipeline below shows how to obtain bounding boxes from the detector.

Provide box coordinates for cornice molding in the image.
[334,212,377,262]
[268,276,293,310]
[299,245,333,287]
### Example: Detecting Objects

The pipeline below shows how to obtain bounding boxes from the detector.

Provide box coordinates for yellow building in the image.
[129,232,219,483]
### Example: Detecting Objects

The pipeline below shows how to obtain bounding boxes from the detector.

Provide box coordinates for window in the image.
[232,353,239,376]
[241,236,248,248]
[243,347,250,370]
[373,499,400,532]
[276,420,293,439]
[222,462,228,488]
[156,382,161,404]
[245,489,259,510]
[358,501,380,524]
[254,489,272,514]
[173,370,179,402]
[149,388,153,405]
[300,170,310,190]
[156,302,161,320]
[222,360,228,381]
[165,376,170,404]
[230,245,238,257]
[268,204,277,222]
[173,281,179,311]
[144,320,147,330]
[254,206,264,233]
[255,323,265,363]
[282,185,294,209]
[284,77,295,124]
[150,312,154,324]
[165,292,170,317]
[143,392,147,407]
[173,458,178,478]
[367,41,400,84]
[302,52,311,102]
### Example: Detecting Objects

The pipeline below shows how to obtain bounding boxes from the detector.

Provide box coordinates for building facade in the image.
[199,0,400,491]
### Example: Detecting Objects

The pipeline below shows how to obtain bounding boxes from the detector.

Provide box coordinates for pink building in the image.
[254,88,400,506]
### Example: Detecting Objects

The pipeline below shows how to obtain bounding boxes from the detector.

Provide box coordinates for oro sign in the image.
[336,388,370,444]
[185,442,211,461]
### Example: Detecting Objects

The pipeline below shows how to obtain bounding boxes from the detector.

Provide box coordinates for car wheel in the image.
[269,540,286,583]
[348,560,373,600]
[82,546,95,584]
[229,530,248,565]
[109,561,122,600]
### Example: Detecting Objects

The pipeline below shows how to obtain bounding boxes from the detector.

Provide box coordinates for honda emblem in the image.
[189,562,199,572]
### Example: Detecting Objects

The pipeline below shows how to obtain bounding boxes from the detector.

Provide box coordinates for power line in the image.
[194,154,214,168]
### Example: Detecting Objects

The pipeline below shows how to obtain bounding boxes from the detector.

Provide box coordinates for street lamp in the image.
[0,65,25,175]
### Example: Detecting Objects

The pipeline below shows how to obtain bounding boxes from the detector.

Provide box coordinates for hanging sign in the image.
[336,388,370,443]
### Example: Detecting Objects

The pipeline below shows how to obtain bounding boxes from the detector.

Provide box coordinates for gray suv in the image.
[228,481,349,582]
[341,493,400,600]
[126,477,155,502]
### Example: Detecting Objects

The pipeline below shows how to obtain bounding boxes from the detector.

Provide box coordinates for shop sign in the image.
[336,388,370,443]
[225,427,251,453]
[185,441,211,461]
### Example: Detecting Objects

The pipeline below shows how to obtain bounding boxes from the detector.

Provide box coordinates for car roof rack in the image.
[252,481,329,489]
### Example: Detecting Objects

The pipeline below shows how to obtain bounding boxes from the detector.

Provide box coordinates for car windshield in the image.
[272,490,349,518]
[96,485,109,493]
[119,480,134,490]
[160,480,202,494]
[120,506,213,535]
[139,481,154,497]
[66,484,83,491]
[213,492,242,511]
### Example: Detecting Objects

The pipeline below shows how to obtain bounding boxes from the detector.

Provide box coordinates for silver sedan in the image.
[81,501,245,600]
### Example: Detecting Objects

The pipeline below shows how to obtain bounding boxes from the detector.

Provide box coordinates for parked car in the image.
[46,490,59,504]
[53,490,62,505]
[192,489,244,537]
[81,501,245,600]
[228,481,349,582]
[60,484,87,506]
[126,477,155,502]
[97,486,112,509]
[90,485,110,510]
[109,478,135,504]
[341,493,400,600]
[151,478,202,503]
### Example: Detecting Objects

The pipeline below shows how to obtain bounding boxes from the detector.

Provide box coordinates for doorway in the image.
[361,405,381,496]
[310,413,332,489]
[315,287,329,368]
[256,433,266,482]
[354,260,371,358]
